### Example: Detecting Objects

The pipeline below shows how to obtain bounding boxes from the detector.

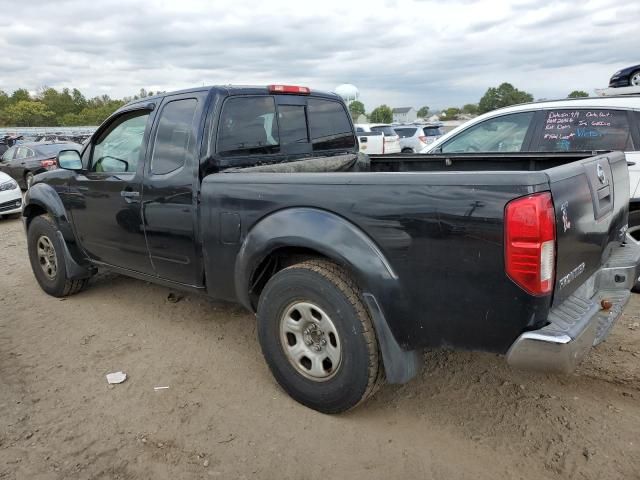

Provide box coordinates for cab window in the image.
[532,109,634,152]
[217,97,279,157]
[91,111,149,173]
[307,99,356,151]
[441,112,534,153]
[151,98,198,175]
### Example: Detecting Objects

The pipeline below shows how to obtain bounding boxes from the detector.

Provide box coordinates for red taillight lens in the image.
[40,158,57,168]
[505,192,556,296]
[418,135,427,143]
[268,84,310,94]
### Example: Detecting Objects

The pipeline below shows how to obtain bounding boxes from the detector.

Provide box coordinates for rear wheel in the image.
[402,148,414,153]
[27,215,89,297]
[257,259,384,413]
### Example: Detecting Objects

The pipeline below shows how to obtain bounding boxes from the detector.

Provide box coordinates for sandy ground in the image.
[1,214,639,480]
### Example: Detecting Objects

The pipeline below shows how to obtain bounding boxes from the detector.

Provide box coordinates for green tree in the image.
[10,88,31,104]
[478,83,533,114]
[440,107,461,120]
[0,90,9,111]
[348,100,365,119]
[417,106,430,118]
[1,101,55,126]
[369,104,393,123]
[568,90,589,98]
[462,103,478,115]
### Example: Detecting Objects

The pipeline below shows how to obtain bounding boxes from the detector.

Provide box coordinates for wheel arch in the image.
[235,207,420,384]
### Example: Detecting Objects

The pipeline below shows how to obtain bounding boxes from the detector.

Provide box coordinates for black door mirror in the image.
[57,150,83,171]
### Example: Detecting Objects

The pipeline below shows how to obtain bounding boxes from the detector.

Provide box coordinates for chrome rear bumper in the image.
[506,235,640,373]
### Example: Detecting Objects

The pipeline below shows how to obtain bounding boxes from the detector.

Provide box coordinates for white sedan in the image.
[0,171,22,218]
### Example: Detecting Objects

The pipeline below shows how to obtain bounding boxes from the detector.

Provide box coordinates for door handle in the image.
[121,191,140,198]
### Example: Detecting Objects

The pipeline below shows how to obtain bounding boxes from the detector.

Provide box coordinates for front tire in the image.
[257,259,384,413]
[27,215,89,297]
[630,70,640,87]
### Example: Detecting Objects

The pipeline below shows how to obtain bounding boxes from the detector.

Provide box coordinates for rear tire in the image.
[402,148,414,153]
[257,259,384,413]
[27,215,89,297]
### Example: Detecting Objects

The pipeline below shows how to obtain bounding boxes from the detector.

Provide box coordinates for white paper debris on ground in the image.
[154,386,169,391]
[106,371,127,384]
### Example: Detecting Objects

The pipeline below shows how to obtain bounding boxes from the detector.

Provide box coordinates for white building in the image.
[392,107,417,123]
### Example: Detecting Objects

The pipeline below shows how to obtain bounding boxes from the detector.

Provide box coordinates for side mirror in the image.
[57,150,83,171]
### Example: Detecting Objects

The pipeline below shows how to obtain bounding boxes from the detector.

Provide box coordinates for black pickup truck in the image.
[22,85,640,413]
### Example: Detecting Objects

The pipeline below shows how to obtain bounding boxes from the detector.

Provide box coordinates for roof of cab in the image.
[122,84,341,110]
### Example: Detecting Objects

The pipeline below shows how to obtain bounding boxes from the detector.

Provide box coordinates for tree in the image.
[440,107,461,120]
[462,103,478,115]
[10,88,31,104]
[348,100,365,119]
[1,101,55,126]
[568,90,589,98]
[369,104,393,123]
[478,83,533,114]
[417,106,430,118]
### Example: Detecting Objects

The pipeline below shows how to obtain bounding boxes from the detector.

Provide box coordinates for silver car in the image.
[394,125,444,153]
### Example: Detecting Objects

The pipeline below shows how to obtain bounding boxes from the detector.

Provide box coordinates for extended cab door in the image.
[141,92,207,286]
[69,107,155,274]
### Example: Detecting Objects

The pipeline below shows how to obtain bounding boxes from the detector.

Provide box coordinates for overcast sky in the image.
[0,0,637,110]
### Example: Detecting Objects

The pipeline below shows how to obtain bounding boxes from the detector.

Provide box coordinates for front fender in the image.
[23,182,94,279]
[235,207,419,383]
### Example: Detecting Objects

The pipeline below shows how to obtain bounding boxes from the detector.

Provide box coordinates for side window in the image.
[15,147,29,159]
[217,96,279,156]
[151,98,198,175]
[91,111,149,173]
[442,112,534,153]
[307,99,356,151]
[2,147,15,161]
[533,109,634,152]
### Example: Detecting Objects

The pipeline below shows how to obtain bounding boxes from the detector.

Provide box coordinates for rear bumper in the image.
[506,235,640,373]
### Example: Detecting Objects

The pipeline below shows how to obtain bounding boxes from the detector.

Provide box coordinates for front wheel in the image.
[257,259,384,413]
[27,215,89,297]
[630,70,640,87]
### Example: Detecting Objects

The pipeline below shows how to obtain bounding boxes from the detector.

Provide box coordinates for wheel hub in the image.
[36,235,57,280]
[280,301,342,381]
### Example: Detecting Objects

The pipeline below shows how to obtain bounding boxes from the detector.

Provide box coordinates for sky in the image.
[0,0,638,111]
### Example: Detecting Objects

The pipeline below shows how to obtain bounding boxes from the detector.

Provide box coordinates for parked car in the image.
[0,171,22,218]
[609,64,640,88]
[421,95,640,238]
[355,124,401,154]
[354,128,384,155]
[394,125,444,153]
[22,84,640,414]
[0,142,80,189]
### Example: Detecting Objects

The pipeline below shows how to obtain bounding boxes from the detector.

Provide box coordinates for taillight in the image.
[268,85,310,94]
[504,192,556,296]
[418,135,427,144]
[40,158,57,169]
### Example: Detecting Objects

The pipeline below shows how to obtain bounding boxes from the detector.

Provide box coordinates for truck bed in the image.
[202,151,629,354]
[370,152,609,172]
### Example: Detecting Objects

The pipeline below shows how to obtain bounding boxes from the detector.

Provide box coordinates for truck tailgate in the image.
[547,151,630,306]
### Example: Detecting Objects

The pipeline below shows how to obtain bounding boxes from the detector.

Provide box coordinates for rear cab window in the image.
[216,94,356,162]
[532,109,634,152]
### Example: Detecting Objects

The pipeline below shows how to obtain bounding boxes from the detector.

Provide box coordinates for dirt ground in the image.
[1,215,639,480]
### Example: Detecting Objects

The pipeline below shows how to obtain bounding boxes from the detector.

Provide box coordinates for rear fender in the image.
[235,207,420,383]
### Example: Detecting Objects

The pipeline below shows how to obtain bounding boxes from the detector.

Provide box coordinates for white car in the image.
[355,124,401,154]
[421,95,640,232]
[0,171,22,218]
